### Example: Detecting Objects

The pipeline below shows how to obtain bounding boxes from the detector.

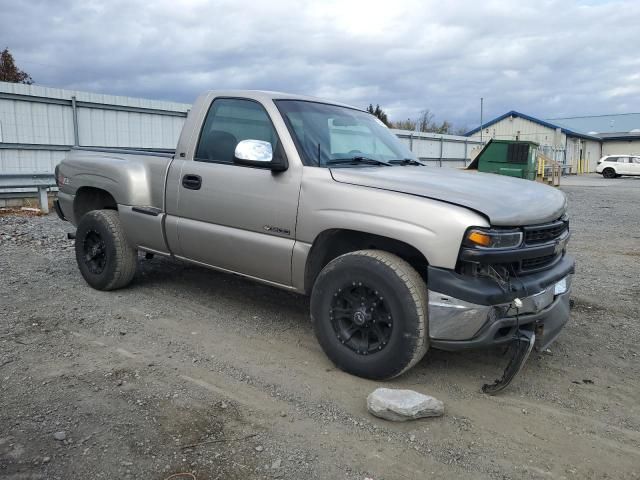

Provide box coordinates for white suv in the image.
[596,155,640,178]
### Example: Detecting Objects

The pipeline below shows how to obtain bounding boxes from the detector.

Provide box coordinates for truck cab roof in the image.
[195,90,360,110]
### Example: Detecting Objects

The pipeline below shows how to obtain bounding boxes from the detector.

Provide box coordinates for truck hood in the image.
[329,166,567,226]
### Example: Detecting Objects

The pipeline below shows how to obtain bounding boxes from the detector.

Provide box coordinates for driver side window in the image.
[195,98,279,163]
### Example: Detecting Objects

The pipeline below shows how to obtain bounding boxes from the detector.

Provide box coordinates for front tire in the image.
[75,210,137,291]
[310,250,429,380]
[602,167,616,178]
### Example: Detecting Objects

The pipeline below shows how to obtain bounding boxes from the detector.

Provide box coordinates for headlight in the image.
[464,228,523,249]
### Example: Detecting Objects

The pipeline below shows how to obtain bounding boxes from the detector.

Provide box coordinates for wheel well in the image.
[304,229,429,294]
[74,187,117,221]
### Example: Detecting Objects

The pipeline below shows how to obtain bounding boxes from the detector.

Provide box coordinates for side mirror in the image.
[233,139,287,171]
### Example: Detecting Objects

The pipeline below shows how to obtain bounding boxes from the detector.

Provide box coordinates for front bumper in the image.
[56,191,75,225]
[53,199,67,221]
[427,255,575,351]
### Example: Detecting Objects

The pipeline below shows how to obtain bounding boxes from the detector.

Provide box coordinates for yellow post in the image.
[538,156,545,177]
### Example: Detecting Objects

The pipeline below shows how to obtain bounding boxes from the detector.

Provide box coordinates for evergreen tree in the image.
[366,103,390,127]
[0,48,34,84]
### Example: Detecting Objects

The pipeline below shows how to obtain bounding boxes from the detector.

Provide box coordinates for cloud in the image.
[1,0,638,128]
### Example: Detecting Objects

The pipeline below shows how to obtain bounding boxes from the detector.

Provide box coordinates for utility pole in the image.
[480,97,484,144]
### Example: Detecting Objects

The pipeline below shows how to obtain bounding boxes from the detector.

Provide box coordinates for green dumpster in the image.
[467,139,539,180]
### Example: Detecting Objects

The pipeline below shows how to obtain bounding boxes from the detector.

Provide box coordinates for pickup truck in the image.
[55,90,574,384]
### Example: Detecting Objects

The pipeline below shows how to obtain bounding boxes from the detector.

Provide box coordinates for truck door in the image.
[165,97,301,286]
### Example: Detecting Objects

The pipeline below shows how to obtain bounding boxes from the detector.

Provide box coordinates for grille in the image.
[521,254,557,271]
[524,220,568,245]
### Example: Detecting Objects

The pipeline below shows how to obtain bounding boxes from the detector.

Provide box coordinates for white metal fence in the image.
[0,81,189,178]
[0,82,483,197]
[391,129,483,168]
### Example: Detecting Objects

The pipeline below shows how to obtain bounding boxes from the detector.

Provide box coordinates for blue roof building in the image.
[465,111,640,173]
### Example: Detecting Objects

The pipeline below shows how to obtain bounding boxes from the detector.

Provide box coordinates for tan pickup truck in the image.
[55,90,574,387]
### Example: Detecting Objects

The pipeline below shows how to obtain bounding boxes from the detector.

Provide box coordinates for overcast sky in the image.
[1,0,638,130]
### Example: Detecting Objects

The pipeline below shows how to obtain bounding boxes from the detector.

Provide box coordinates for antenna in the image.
[480,97,484,143]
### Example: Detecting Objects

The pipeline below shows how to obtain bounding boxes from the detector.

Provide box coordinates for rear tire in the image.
[602,167,616,178]
[75,210,137,291]
[310,250,429,380]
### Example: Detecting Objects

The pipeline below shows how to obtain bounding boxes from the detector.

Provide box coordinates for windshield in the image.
[275,100,417,167]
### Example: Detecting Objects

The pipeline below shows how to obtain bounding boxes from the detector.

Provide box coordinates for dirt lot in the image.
[1,175,639,480]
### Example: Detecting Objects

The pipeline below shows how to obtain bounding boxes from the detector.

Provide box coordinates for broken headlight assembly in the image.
[463,228,523,250]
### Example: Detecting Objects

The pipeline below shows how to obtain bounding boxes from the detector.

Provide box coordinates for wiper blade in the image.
[327,156,392,166]
[389,158,427,166]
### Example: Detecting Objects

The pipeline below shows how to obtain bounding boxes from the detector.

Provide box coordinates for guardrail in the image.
[0,174,56,213]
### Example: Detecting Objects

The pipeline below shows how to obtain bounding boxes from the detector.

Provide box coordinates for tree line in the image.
[367,104,466,135]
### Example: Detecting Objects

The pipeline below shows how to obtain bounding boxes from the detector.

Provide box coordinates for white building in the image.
[466,111,640,173]
[550,113,640,158]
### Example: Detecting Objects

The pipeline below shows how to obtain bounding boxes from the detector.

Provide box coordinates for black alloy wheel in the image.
[330,282,393,355]
[82,230,107,274]
[310,250,429,380]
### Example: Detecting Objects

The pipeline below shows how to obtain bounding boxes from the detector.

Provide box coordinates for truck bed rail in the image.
[72,146,175,158]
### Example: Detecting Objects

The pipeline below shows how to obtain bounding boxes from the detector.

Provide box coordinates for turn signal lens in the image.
[464,228,523,249]
[467,230,491,247]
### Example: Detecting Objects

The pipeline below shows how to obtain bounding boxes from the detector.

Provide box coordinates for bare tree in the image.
[370,103,466,135]
[434,120,452,134]
[454,125,468,136]
[416,109,435,132]
[393,118,417,130]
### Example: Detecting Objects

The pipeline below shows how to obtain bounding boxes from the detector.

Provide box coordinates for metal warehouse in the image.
[466,111,640,173]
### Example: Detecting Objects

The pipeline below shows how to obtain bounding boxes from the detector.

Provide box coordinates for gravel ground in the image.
[1,174,639,480]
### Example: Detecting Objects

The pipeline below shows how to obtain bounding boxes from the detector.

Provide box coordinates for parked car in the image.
[596,155,640,178]
[54,90,574,383]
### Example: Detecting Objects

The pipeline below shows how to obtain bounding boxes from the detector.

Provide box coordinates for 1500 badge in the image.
[263,225,291,235]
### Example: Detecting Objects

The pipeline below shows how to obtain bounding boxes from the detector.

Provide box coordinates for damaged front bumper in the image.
[427,255,575,352]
